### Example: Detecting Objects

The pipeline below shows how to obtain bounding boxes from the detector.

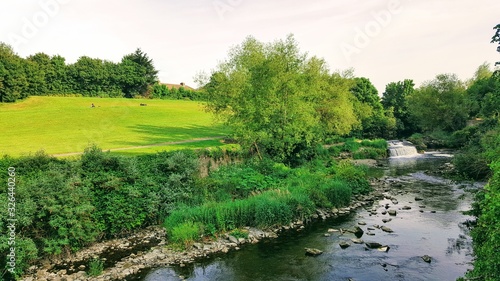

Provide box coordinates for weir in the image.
[387,140,419,157]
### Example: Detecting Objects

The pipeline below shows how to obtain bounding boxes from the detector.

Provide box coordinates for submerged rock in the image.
[365,242,383,249]
[339,241,351,249]
[388,210,397,216]
[305,248,323,256]
[422,255,432,263]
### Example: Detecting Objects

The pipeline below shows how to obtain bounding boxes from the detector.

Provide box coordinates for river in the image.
[134,151,479,281]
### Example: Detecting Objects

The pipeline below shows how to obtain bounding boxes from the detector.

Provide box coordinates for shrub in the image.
[87,258,104,277]
[321,180,352,207]
[229,229,249,239]
[408,133,426,151]
[333,161,371,194]
[169,221,203,248]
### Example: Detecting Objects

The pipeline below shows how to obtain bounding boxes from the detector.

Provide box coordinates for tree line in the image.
[0,43,202,102]
[200,34,500,164]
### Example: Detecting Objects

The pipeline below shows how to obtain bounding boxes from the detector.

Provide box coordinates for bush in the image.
[169,221,203,248]
[333,161,371,194]
[87,258,104,277]
[408,133,426,151]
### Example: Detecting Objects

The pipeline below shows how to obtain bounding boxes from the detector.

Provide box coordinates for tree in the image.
[350,77,396,138]
[492,23,500,66]
[382,79,416,137]
[203,35,358,162]
[408,74,469,132]
[119,48,158,98]
[0,42,28,102]
[350,77,382,111]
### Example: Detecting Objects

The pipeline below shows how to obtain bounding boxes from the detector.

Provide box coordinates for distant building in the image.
[160,82,196,91]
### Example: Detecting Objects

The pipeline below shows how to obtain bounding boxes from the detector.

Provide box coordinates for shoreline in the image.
[22,178,389,281]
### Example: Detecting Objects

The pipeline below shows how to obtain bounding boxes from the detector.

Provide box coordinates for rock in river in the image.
[388,209,397,216]
[365,242,383,249]
[305,248,323,256]
[422,255,432,263]
[381,226,394,233]
[351,238,364,244]
[339,241,351,249]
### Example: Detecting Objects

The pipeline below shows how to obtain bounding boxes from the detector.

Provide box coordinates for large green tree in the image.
[350,77,395,139]
[408,73,469,132]
[382,79,416,137]
[203,35,357,162]
[120,48,158,98]
[0,43,28,102]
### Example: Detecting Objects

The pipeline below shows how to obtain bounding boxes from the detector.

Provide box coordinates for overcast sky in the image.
[1,0,499,92]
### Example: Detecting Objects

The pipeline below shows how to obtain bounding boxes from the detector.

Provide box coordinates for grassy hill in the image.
[0,96,229,157]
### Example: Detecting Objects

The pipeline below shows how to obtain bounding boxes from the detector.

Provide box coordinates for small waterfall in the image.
[387,140,419,157]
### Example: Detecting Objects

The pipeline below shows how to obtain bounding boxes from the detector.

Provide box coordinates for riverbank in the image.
[21,176,392,281]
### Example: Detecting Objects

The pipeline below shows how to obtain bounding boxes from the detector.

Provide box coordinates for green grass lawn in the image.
[0,96,229,157]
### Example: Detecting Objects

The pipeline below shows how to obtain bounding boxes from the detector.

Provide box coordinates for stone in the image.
[328,228,339,233]
[382,218,392,223]
[377,246,390,252]
[305,248,323,256]
[365,242,383,248]
[366,232,375,236]
[381,226,394,233]
[324,233,331,237]
[402,206,412,210]
[381,210,387,215]
[351,238,364,244]
[228,235,239,244]
[388,210,397,216]
[346,226,364,238]
[339,241,351,249]
[358,221,367,226]
[415,197,424,201]
[422,255,432,263]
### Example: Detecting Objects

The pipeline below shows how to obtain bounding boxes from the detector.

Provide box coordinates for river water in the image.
[138,151,479,281]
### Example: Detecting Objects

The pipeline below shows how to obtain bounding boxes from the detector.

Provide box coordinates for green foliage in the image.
[333,161,371,194]
[407,133,427,151]
[0,43,159,102]
[229,229,249,239]
[169,221,203,248]
[382,79,416,137]
[350,77,396,139]
[87,258,104,277]
[466,161,500,280]
[408,73,469,133]
[164,157,365,245]
[202,35,359,163]
[0,237,38,280]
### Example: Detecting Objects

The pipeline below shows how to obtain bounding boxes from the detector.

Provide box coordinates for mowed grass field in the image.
[0,96,230,157]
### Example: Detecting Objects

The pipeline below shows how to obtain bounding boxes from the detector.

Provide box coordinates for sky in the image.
[1,0,499,93]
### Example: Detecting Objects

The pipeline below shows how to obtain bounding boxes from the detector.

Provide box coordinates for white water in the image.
[388,140,419,157]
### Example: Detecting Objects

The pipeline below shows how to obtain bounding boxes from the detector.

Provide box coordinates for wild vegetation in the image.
[0,24,499,280]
